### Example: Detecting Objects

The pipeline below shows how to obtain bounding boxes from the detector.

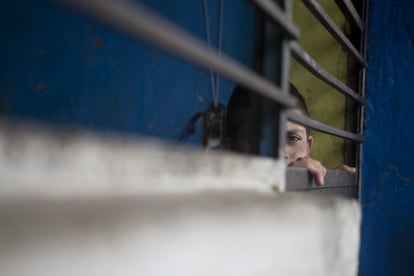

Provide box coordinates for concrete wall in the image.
[0,0,255,145]
[360,0,414,275]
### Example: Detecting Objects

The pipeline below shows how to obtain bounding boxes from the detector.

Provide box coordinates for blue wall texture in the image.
[360,0,414,275]
[0,0,255,145]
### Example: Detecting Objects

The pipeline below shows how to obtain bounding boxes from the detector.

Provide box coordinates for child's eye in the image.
[287,135,301,142]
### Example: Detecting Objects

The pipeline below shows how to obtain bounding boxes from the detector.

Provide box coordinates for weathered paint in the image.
[0,0,255,145]
[360,0,414,275]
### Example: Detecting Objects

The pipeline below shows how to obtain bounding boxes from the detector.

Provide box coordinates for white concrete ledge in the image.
[0,192,360,276]
[0,119,285,199]
[0,120,360,276]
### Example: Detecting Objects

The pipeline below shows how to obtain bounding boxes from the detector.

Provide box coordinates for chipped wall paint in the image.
[360,0,414,275]
[0,0,255,145]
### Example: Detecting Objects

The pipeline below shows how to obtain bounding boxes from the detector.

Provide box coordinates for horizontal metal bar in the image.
[286,167,357,199]
[335,0,364,31]
[301,0,367,67]
[53,0,297,108]
[286,167,356,190]
[297,186,357,198]
[286,110,365,142]
[250,0,300,39]
[290,42,365,105]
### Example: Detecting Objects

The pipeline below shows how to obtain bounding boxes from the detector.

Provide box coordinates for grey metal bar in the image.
[303,186,357,198]
[335,0,364,31]
[290,42,365,105]
[54,0,297,108]
[250,0,300,39]
[301,0,367,67]
[258,0,293,158]
[286,167,356,194]
[286,110,365,142]
[286,167,357,198]
[357,0,369,200]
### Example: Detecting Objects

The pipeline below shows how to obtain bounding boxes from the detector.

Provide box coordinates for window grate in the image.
[290,41,365,104]
[301,0,367,67]
[52,0,368,197]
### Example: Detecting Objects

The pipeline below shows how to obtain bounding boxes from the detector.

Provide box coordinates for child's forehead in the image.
[287,121,307,134]
[287,108,308,133]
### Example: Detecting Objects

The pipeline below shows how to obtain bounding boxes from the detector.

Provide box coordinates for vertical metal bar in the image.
[281,0,293,91]
[357,0,369,200]
[260,19,284,157]
[278,0,293,158]
[259,0,292,158]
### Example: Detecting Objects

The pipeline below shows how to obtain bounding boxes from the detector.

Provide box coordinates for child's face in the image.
[285,109,313,165]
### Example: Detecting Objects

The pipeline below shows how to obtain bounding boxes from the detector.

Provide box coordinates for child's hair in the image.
[289,83,310,137]
[225,83,310,152]
[289,83,309,117]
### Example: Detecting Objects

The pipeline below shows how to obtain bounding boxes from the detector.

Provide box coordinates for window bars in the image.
[53,0,367,197]
[286,0,368,196]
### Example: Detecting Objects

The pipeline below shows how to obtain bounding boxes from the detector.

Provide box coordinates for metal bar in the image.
[261,15,285,157]
[301,0,367,67]
[335,0,364,31]
[302,186,357,198]
[274,0,293,158]
[286,167,356,192]
[290,42,365,105]
[250,0,300,39]
[53,0,297,108]
[259,0,292,158]
[357,0,369,199]
[286,110,365,142]
[279,0,294,92]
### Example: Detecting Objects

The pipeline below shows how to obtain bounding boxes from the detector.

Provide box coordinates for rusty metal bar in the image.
[53,0,296,108]
[290,42,365,104]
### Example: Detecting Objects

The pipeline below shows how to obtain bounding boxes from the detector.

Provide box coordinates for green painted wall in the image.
[290,0,352,168]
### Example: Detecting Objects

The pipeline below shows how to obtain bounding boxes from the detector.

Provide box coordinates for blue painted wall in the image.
[0,0,255,145]
[7,0,414,273]
[360,0,414,275]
